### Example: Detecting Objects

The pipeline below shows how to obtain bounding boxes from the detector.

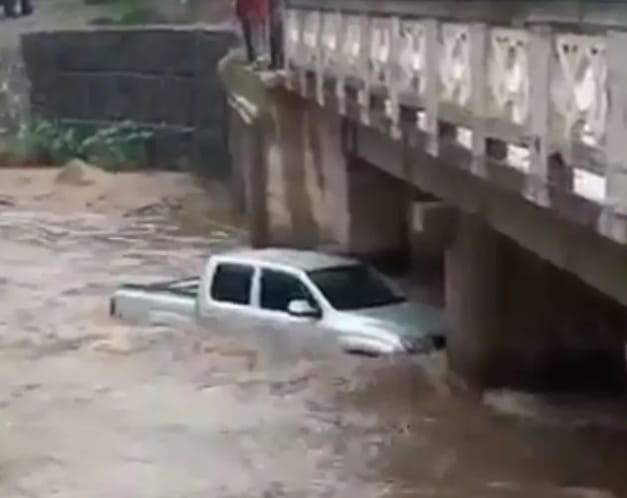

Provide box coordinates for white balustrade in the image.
[280,7,625,218]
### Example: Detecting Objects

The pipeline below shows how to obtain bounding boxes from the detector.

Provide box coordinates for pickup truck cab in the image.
[111,248,448,356]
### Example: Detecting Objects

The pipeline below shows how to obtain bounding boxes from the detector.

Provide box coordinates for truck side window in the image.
[260,269,316,312]
[211,263,254,305]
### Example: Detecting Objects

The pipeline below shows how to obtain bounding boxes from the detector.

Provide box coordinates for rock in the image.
[482,389,551,421]
[55,159,109,187]
[0,195,15,207]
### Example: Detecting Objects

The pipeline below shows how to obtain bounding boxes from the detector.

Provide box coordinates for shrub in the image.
[0,119,153,170]
[84,0,165,25]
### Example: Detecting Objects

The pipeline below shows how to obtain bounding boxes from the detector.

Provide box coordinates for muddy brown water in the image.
[1,173,627,497]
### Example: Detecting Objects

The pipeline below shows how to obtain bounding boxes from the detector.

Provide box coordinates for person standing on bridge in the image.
[234,0,270,64]
[268,0,284,69]
[3,0,34,18]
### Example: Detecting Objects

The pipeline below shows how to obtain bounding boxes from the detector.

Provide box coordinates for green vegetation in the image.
[84,0,165,25]
[0,119,153,170]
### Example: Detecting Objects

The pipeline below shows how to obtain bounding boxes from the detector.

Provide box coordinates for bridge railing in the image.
[280,3,627,244]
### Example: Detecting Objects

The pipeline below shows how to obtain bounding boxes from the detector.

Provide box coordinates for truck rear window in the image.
[210,263,254,305]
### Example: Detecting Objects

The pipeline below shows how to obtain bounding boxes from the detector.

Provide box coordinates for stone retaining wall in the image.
[0,45,29,135]
[21,26,237,175]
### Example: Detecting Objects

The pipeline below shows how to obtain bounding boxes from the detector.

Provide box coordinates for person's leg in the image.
[20,0,33,16]
[250,20,266,65]
[3,0,18,18]
[269,0,282,69]
[269,18,283,69]
[240,17,256,62]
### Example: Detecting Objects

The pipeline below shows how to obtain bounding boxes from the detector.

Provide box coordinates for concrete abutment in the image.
[225,71,410,259]
[447,213,626,392]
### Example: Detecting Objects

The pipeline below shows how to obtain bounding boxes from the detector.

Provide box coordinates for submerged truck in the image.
[110,248,448,356]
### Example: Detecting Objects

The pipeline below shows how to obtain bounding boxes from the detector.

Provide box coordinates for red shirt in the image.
[235,0,270,21]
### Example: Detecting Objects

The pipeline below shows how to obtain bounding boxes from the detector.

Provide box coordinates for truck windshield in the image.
[308,264,405,311]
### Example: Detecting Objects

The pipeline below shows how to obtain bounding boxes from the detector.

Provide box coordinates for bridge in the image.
[221,1,627,391]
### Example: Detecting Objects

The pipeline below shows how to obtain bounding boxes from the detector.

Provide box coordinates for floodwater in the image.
[1,169,627,498]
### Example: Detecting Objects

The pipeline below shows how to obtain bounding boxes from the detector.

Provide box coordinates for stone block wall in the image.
[0,46,29,135]
[20,27,237,175]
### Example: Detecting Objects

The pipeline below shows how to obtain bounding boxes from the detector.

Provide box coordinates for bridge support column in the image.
[446,214,504,387]
[446,214,626,392]
[345,157,409,267]
[229,111,268,248]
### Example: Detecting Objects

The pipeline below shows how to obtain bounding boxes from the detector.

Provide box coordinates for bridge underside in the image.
[225,66,626,391]
[448,213,626,392]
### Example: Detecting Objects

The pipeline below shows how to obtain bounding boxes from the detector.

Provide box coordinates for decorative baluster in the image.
[440,24,471,109]
[398,20,426,101]
[488,29,530,127]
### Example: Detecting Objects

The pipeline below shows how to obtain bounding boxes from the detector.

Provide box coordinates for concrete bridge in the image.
[221,1,627,391]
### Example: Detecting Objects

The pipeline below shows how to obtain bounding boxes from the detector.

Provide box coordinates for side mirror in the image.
[287,299,320,319]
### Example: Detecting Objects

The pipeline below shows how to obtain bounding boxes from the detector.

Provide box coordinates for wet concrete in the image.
[1,169,627,498]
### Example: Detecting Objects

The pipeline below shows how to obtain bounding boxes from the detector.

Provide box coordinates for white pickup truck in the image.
[110,248,448,355]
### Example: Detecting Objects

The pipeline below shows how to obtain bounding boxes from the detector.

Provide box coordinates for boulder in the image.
[0,195,15,207]
[55,159,109,187]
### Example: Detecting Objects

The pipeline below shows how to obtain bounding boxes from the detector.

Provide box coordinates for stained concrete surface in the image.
[1,169,627,497]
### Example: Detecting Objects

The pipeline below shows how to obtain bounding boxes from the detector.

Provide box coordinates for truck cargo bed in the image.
[110,277,199,326]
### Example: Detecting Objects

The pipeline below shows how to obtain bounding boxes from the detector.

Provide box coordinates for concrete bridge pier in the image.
[447,213,626,392]
[445,213,503,388]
